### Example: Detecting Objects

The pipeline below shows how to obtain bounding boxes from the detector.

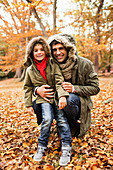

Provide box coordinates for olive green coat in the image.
[24,37,69,107]
[71,56,100,136]
[48,34,100,137]
[24,58,69,107]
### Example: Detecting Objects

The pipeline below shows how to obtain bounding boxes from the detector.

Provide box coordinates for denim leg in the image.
[38,103,54,147]
[63,93,81,129]
[55,105,72,146]
[33,100,42,125]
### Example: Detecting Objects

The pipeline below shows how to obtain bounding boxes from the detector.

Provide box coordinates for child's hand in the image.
[58,97,67,110]
[26,106,34,116]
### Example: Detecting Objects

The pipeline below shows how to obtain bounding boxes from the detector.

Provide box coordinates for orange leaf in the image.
[23,142,29,148]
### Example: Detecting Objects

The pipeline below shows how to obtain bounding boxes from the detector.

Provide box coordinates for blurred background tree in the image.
[64,0,113,73]
[0,0,112,79]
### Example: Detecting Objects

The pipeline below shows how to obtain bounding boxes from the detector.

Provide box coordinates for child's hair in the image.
[25,36,51,61]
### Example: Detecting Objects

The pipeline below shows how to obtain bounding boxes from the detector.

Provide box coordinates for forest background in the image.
[0,0,113,79]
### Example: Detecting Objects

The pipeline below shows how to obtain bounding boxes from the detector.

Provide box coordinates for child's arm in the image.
[58,96,67,110]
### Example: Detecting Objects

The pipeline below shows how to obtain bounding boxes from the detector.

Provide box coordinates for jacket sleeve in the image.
[23,68,33,107]
[54,63,69,98]
[74,62,100,97]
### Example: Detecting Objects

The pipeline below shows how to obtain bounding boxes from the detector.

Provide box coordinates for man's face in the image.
[52,43,67,63]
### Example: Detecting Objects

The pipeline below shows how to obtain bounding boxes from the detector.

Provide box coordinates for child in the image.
[24,37,72,166]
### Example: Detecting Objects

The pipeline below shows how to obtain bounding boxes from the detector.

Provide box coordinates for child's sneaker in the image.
[33,145,47,161]
[59,144,71,166]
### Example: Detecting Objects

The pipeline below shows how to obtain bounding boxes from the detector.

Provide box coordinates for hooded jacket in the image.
[48,34,100,137]
[24,36,69,107]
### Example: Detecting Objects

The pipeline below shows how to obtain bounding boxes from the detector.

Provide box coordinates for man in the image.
[33,34,100,165]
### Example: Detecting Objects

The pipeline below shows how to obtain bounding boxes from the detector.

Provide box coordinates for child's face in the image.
[33,44,46,61]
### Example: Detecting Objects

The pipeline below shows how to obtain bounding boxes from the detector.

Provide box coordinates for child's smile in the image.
[33,44,46,61]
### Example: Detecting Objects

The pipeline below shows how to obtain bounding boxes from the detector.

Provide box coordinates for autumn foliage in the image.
[0,0,112,74]
[0,77,113,169]
[0,0,52,72]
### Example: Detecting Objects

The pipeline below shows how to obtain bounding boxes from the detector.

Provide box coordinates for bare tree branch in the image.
[26,0,48,38]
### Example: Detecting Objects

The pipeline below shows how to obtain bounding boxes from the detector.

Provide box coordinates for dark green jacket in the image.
[24,37,69,107]
[72,56,100,136]
[24,58,69,107]
[48,34,100,137]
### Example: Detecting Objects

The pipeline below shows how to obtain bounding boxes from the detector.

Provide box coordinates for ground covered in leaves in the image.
[0,77,113,170]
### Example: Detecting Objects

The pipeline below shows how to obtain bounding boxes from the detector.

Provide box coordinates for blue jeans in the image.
[38,103,54,147]
[36,103,71,147]
[63,93,81,129]
[54,104,72,146]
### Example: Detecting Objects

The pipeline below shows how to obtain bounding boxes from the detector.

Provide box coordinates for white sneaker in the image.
[59,145,71,166]
[33,146,47,162]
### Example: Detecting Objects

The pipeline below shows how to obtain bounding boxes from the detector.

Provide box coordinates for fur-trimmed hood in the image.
[48,34,78,61]
[25,36,51,60]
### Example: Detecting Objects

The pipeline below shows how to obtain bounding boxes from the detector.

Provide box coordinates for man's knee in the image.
[67,94,80,106]
[33,100,42,113]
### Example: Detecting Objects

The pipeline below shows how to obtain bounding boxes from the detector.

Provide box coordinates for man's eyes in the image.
[53,47,64,52]
[53,49,57,52]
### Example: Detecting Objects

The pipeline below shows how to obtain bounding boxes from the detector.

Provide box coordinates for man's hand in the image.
[26,106,34,116]
[36,85,54,102]
[62,82,73,93]
[58,96,67,110]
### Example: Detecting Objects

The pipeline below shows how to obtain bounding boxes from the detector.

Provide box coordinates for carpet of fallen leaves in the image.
[0,77,113,170]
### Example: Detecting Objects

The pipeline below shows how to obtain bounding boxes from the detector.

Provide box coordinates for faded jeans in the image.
[36,103,72,147]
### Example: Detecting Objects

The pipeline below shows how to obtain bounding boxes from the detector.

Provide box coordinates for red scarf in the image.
[34,57,49,81]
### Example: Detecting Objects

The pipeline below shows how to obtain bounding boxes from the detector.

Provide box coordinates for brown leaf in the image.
[43,163,54,170]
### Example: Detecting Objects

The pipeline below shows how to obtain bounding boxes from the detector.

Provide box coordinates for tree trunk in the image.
[20,68,27,81]
[107,40,112,72]
[95,52,99,73]
[53,0,57,34]
[14,67,22,78]
[95,0,104,73]
[26,9,31,45]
